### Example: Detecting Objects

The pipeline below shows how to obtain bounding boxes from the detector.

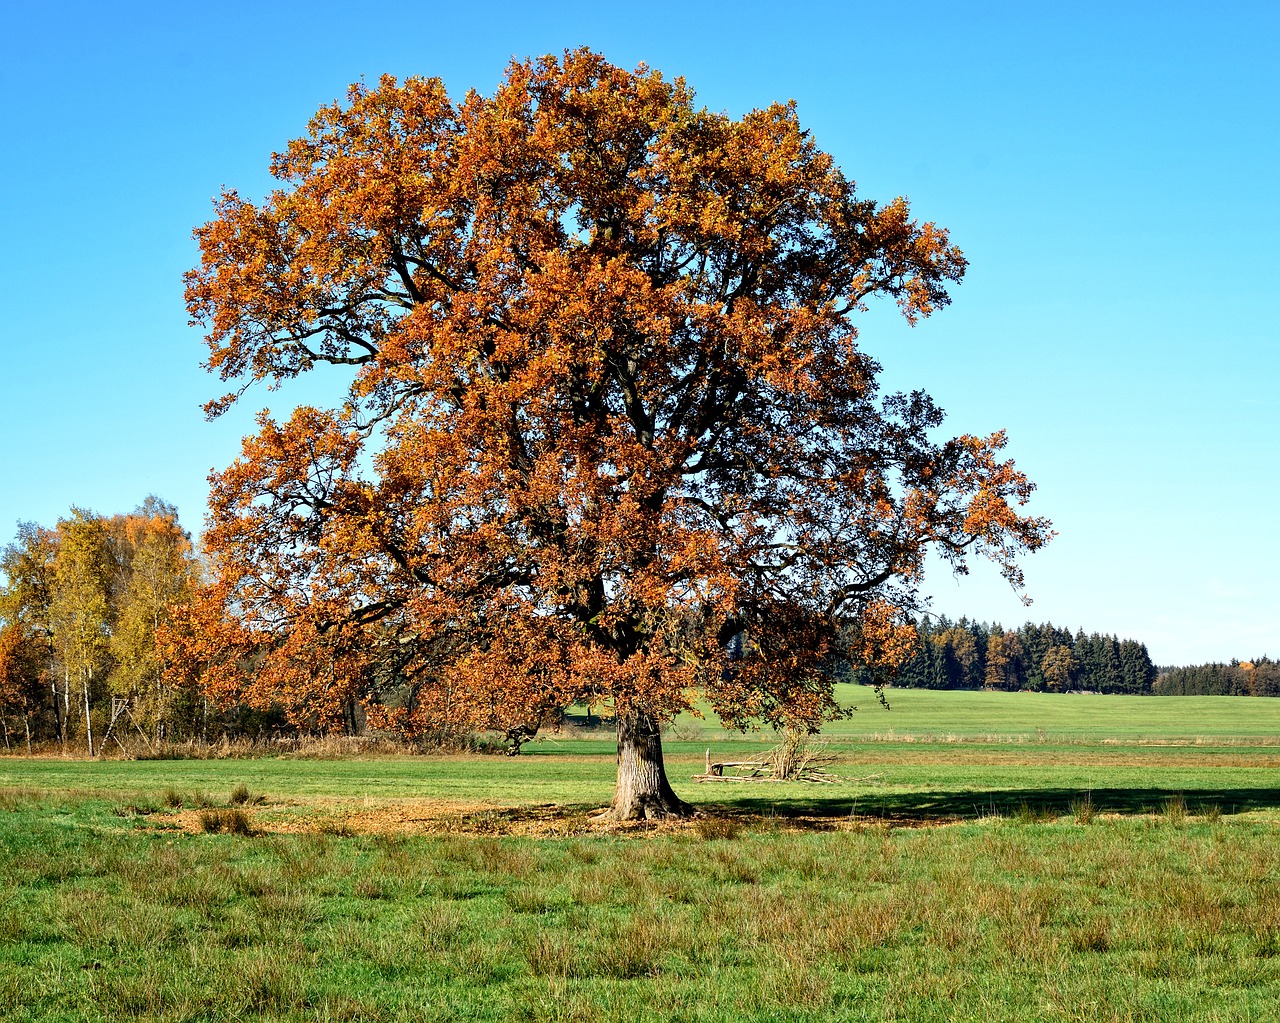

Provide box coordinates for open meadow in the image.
[4,687,1280,1021]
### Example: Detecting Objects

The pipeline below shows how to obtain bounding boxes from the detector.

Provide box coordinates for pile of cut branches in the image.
[693,729,841,783]
[766,729,840,782]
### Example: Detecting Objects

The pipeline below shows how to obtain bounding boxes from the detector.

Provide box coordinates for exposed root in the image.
[594,794,696,822]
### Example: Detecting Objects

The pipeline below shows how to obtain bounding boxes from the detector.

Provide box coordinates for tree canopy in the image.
[183,50,1051,817]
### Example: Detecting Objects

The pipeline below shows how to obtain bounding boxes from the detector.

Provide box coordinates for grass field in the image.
[680,684,1280,742]
[4,686,1280,1021]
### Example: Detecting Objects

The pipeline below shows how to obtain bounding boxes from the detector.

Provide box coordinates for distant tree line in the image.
[1152,659,1280,697]
[843,618,1280,698]
[843,617,1159,694]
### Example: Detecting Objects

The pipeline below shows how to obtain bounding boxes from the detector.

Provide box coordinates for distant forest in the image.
[1152,659,1280,697]
[843,617,1278,697]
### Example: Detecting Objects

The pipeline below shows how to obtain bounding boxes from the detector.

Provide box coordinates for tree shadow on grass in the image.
[368,787,1280,837]
[712,786,1280,825]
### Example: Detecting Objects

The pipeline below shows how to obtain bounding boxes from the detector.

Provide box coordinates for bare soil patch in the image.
[161,796,954,838]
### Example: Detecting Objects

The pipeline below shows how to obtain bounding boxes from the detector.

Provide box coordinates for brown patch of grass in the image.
[1072,792,1096,825]
[694,814,744,840]
[1163,793,1188,825]
[158,794,984,841]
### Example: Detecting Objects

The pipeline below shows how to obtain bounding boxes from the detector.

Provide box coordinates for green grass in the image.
[2,791,1280,1021]
[6,745,1280,825]
[668,684,1280,743]
[7,687,1280,1020]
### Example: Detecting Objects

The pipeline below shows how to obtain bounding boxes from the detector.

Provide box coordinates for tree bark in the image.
[83,674,94,758]
[55,674,66,752]
[602,709,693,820]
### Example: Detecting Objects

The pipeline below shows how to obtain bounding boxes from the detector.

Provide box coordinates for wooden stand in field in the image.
[692,746,840,784]
[693,749,771,782]
[96,698,158,757]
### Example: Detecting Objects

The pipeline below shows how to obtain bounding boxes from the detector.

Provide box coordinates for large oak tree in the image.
[185,50,1050,818]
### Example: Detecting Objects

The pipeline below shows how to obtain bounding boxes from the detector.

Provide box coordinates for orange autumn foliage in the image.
[179,51,1050,785]
[0,624,45,717]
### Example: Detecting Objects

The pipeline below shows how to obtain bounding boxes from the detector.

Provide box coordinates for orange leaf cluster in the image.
[180,50,1051,741]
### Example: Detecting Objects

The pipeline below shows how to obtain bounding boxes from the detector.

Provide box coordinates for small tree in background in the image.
[1,502,201,751]
[108,498,199,741]
[0,624,45,751]
[50,511,113,755]
[1041,644,1077,691]
[0,524,60,743]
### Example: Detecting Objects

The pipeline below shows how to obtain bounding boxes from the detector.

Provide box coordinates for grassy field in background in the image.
[5,687,1280,1021]
[670,684,1280,742]
[4,745,1280,825]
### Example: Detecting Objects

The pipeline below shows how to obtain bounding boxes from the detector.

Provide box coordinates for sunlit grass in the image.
[671,683,1280,743]
[4,743,1280,828]
[7,686,1280,1020]
[2,790,1279,1022]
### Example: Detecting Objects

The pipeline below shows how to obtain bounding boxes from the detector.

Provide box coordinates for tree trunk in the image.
[54,675,66,752]
[603,709,693,820]
[83,671,94,758]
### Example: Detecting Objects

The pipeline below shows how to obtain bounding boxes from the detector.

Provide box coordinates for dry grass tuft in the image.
[229,782,266,806]
[1163,794,1187,825]
[198,808,257,836]
[1071,792,1095,825]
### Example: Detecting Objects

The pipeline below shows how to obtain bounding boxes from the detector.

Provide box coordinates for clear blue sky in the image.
[1,1,1276,665]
